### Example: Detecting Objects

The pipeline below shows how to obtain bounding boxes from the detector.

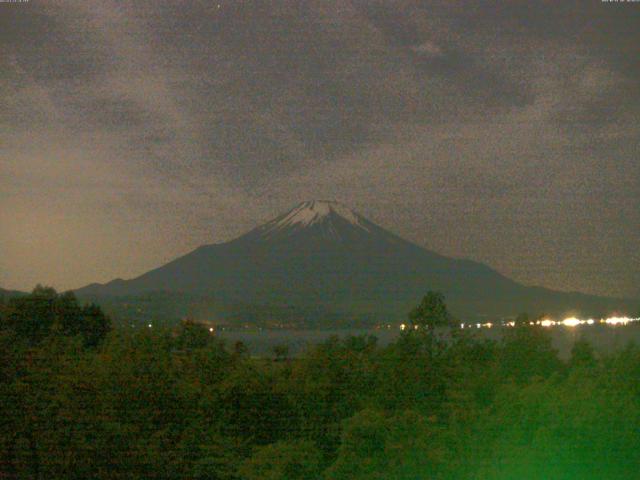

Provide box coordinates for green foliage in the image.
[408,291,450,331]
[1,290,639,479]
[238,440,322,480]
[273,344,290,361]
[189,434,245,480]
[3,285,111,347]
[569,338,597,370]
[466,358,640,479]
[498,322,562,384]
[175,319,214,350]
[327,409,444,480]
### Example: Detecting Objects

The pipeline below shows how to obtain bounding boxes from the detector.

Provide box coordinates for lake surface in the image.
[218,325,640,359]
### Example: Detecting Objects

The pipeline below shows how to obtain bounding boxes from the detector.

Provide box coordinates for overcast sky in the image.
[1,0,638,298]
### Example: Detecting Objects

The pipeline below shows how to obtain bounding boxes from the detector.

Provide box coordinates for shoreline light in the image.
[398,316,640,331]
[605,316,636,326]
[561,317,581,327]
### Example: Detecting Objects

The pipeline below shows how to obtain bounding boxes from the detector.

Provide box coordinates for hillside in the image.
[77,201,637,324]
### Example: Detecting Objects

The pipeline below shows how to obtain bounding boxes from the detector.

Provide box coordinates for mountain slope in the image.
[0,287,26,299]
[77,201,636,322]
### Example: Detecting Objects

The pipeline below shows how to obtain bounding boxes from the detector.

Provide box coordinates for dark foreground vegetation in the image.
[2,287,640,479]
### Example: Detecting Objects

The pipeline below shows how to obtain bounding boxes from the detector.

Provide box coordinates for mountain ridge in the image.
[76,200,637,323]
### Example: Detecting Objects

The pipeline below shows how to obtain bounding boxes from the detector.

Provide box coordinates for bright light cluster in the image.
[454,316,640,330]
[605,316,636,326]
[561,317,581,327]
[460,322,497,329]
[537,317,598,327]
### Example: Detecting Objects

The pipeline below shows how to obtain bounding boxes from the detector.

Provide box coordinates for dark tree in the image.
[6,285,58,342]
[5,286,111,347]
[570,339,597,370]
[233,340,249,357]
[176,320,212,350]
[77,303,111,347]
[239,440,322,480]
[499,323,562,384]
[408,291,450,331]
[273,344,290,362]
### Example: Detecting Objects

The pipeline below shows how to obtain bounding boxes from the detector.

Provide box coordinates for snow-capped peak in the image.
[259,200,370,237]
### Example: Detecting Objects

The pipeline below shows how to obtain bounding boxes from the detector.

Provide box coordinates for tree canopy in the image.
[407,291,451,331]
[1,290,639,479]
[1,285,111,347]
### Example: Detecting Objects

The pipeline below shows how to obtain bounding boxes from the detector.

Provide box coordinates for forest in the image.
[1,287,640,479]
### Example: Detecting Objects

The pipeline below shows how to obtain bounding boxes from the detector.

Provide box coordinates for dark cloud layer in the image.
[1,0,638,299]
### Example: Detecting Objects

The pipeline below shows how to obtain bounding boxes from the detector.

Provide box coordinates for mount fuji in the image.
[76,200,635,325]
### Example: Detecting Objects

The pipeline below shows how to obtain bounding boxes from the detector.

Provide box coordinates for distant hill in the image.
[76,200,638,325]
[0,287,25,300]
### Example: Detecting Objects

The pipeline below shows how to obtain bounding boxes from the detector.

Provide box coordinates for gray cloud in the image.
[0,0,638,298]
